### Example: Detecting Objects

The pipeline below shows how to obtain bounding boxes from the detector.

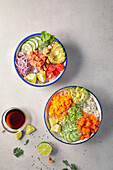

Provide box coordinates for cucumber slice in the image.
[26,40,36,51]
[21,43,33,55]
[30,38,38,49]
[34,36,42,46]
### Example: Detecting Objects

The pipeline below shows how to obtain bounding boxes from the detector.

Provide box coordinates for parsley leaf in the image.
[24,139,29,145]
[13,147,24,157]
[62,168,68,170]
[71,163,77,170]
[63,160,70,166]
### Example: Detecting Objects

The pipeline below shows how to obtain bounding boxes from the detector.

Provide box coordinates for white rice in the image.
[80,93,100,118]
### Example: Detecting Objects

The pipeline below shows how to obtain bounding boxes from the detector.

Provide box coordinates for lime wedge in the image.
[49,118,58,127]
[26,74,37,83]
[37,142,52,156]
[14,131,22,140]
[26,125,35,134]
[37,71,46,83]
[51,124,61,132]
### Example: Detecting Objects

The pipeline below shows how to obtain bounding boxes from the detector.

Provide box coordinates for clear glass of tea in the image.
[1,107,28,133]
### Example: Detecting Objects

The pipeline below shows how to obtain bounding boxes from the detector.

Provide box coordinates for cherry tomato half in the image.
[47,64,55,72]
[46,71,54,79]
[55,63,65,71]
[53,68,60,77]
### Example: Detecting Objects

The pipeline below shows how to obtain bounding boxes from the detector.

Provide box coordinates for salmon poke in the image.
[14,31,67,86]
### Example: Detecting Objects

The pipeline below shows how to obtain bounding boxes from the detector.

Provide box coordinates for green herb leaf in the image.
[49,35,55,44]
[62,168,68,170]
[71,163,78,170]
[63,160,70,166]
[24,139,29,145]
[41,31,55,45]
[13,147,24,157]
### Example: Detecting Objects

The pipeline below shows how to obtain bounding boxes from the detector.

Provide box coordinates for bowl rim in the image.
[44,86,103,145]
[14,33,67,87]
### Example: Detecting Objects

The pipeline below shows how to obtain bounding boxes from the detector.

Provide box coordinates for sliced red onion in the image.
[15,55,34,77]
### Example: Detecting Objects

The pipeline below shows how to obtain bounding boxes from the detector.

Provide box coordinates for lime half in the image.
[14,131,22,140]
[37,71,46,83]
[37,142,52,156]
[26,125,35,134]
[26,74,37,83]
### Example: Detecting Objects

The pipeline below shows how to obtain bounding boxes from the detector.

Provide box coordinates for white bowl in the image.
[44,86,103,145]
[14,33,67,87]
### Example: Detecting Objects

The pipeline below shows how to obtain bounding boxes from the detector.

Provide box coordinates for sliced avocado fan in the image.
[48,41,66,64]
[67,86,89,105]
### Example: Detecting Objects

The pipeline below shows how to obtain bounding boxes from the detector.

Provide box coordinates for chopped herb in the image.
[24,139,29,145]
[62,160,77,170]
[13,147,24,157]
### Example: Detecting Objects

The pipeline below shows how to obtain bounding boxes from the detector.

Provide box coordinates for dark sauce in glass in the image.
[5,109,25,129]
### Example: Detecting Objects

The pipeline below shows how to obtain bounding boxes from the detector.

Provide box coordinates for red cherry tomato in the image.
[47,64,55,71]
[53,68,60,77]
[55,63,65,71]
[46,71,54,79]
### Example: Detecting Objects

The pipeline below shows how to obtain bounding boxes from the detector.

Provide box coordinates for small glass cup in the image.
[1,107,28,133]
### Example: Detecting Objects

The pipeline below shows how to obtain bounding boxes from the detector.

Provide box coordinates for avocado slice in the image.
[67,87,89,105]
[48,41,66,64]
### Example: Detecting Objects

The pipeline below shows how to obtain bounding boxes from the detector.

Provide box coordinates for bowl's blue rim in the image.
[14,33,67,87]
[44,86,103,145]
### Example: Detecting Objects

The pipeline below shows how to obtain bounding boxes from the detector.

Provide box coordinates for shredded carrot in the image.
[77,113,100,140]
[49,93,73,120]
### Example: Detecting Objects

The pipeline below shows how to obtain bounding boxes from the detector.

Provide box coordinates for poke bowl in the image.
[44,86,102,145]
[14,31,67,87]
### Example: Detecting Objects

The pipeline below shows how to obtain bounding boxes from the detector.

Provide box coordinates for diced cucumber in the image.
[21,43,33,55]
[70,133,77,142]
[63,133,68,141]
[66,133,72,142]
[72,131,81,140]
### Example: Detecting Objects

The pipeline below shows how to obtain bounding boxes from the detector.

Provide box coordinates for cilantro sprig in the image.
[13,147,24,157]
[62,160,77,170]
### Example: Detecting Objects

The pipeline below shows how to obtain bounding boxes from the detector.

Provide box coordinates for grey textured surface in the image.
[0,0,113,170]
